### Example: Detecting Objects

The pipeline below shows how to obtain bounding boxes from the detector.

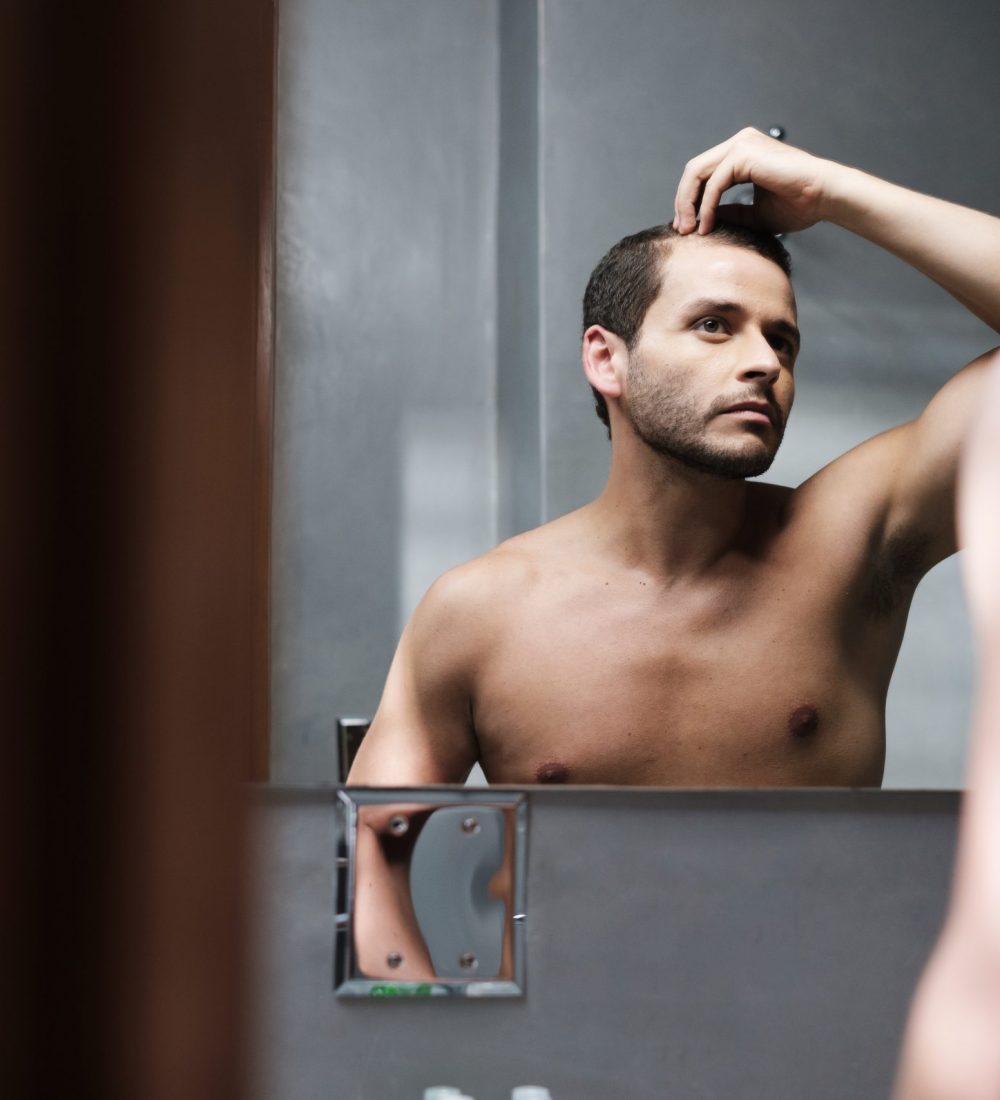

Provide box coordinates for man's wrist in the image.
[815,162,880,230]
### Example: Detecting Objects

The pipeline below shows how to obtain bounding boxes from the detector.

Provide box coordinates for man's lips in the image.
[720,401,776,426]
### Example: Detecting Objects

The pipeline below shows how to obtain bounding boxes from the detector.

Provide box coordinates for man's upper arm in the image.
[346,568,485,785]
[806,348,998,575]
[881,348,999,567]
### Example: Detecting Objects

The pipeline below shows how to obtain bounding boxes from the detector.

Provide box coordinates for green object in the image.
[369,983,436,997]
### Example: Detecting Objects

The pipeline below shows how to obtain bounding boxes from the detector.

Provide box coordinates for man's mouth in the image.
[720,400,776,426]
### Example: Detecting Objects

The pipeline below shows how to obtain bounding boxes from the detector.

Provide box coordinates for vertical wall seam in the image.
[495,0,542,541]
[536,0,548,524]
[488,0,502,550]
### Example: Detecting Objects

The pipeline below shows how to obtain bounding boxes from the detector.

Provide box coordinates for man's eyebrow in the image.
[682,298,801,351]
[682,298,743,317]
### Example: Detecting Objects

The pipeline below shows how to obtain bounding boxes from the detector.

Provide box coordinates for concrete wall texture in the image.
[271,0,1000,786]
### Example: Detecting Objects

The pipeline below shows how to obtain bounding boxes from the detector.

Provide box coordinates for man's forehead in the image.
[656,238,796,315]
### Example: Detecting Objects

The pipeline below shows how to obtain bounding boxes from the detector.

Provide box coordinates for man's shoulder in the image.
[748,436,924,583]
[414,529,543,625]
[744,473,880,563]
[751,431,900,531]
[417,514,581,625]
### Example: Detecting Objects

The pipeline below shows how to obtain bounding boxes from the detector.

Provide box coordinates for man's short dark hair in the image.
[582,224,792,436]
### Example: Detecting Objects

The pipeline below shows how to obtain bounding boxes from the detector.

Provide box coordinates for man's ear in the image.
[582,325,626,400]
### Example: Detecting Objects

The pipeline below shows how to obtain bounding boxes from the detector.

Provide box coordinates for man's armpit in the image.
[861,526,935,619]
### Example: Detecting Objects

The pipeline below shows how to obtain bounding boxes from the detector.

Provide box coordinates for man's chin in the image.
[674,445,777,480]
[630,420,780,479]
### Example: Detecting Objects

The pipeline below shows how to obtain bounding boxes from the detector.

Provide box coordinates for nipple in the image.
[788,705,820,739]
[535,761,571,784]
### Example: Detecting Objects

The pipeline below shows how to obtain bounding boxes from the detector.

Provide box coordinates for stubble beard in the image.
[623,352,785,480]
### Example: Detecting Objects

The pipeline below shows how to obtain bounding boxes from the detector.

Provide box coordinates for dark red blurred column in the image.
[1,0,275,1096]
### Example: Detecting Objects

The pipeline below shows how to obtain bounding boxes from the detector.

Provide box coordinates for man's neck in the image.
[586,439,750,578]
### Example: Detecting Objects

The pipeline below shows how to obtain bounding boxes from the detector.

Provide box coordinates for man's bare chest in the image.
[472,569,888,787]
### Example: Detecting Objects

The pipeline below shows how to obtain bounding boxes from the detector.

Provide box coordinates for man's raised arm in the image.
[674,128,1000,573]
[674,126,1000,335]
[347,567,483,785]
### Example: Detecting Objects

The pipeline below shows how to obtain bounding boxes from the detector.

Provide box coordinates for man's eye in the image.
[698,317,725,334]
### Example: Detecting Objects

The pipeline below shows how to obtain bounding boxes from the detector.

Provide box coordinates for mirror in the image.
[334,790,526,997]
[270,0,1000,790]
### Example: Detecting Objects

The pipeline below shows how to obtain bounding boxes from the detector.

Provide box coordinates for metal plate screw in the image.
[768,125,786,141]
[388,815,409,836]
[386,952,404,969]
[461,816,480,835]
[458,952,478,970]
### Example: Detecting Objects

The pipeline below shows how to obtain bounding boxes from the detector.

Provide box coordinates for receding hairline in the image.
[650,229,794,278]
[583,224,793,341]
[658,233,795,289]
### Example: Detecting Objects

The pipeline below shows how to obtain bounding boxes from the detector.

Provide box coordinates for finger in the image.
[674,151,722,232]
[673,137,734,234]
[696,156,740,235]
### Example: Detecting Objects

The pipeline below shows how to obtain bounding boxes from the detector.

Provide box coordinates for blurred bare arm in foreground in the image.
[893,362,1000,1100]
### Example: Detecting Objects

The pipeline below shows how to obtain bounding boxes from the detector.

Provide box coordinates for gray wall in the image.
[251,787,959,1100]
[271,0,1000,786]
[271,0,501,782]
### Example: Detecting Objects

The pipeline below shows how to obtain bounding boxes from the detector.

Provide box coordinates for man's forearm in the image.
[891,339,1000,1100]
[821,165,1000,334]
[948,649,1000,947]
[949,360,1000,932]
[674,129,1000,335]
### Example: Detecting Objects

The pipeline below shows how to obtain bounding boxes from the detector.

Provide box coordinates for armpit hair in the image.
[862,528,933,618]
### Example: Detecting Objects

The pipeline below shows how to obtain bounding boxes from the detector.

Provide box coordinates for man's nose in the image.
[736,334,782,385]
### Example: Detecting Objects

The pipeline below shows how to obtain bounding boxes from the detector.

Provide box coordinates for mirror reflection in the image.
[335,792,525,997]
[272,1,1000,790]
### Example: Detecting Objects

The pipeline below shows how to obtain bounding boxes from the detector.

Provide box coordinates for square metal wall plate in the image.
[334,789,527,998]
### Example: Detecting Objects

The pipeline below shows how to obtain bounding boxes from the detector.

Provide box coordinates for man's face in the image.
[622,239,799,479]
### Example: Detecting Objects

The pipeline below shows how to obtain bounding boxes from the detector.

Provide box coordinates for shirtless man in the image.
[349,128,1000,787]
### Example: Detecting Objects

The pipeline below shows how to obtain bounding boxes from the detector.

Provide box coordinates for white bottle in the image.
[423,1090,463,1100]
[512,1089,552,1100]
